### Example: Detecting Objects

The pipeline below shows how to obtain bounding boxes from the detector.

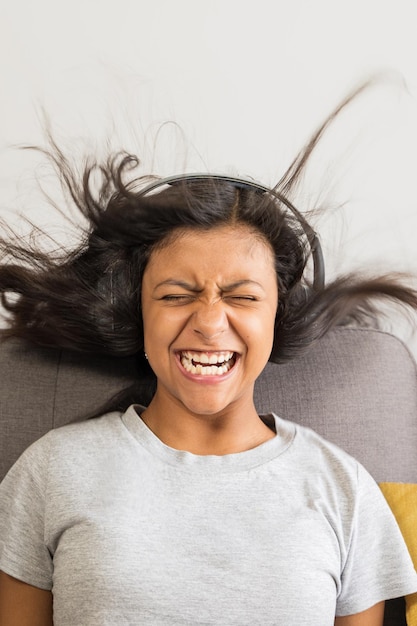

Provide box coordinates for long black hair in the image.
[1,80,416,409]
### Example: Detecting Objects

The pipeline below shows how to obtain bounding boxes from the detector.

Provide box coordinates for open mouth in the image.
[179,351,237,376]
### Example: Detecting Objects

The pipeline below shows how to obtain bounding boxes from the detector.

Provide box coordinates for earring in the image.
[144,352,148,360]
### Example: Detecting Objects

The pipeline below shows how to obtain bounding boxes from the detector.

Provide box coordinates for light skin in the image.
[0,225,385,625]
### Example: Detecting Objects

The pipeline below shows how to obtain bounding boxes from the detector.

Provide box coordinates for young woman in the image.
[0,87,417,625]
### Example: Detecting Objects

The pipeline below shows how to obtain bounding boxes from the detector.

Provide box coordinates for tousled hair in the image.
[1,80,417,411]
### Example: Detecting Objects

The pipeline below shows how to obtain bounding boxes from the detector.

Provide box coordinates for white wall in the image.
[1,0,417,349]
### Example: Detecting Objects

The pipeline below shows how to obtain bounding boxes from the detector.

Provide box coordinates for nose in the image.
[191,300,229,340]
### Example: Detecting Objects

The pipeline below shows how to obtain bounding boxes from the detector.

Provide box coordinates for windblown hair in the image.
[1,81,417,410]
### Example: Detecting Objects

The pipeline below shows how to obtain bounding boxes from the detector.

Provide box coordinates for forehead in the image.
[144,226,276,282]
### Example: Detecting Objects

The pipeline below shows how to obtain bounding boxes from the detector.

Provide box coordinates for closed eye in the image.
[232,296,257,300]
[226,295,259,303]
[160,294,195,303]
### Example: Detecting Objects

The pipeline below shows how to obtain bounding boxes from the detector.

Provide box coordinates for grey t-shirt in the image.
[0,405,416,625]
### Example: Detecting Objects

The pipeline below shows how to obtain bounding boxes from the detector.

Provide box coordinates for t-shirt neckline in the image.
[121,404,295,473]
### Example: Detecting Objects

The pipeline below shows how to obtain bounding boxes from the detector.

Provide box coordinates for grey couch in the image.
[1,326,416,624]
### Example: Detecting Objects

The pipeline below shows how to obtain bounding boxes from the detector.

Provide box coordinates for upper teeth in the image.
[180,351,235,376]
[182,351,234,365]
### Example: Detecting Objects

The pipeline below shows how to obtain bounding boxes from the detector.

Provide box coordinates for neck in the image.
[140,395,276,456]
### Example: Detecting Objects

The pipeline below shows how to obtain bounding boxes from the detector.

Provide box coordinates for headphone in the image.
[139,174,325,290]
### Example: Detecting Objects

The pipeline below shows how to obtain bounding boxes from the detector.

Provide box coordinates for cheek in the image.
[141,301,162,352]
[239,311,276,353]
[142,307,186,353]
[259,307,277,351]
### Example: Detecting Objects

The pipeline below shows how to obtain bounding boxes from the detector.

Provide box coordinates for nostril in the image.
[193,327,226,339]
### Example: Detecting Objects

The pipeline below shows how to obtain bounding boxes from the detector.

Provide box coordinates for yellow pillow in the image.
[379,483,417,626]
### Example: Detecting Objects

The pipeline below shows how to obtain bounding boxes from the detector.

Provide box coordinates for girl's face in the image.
[141,225,278,418]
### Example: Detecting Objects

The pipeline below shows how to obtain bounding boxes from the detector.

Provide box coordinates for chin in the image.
[178,394,243,419]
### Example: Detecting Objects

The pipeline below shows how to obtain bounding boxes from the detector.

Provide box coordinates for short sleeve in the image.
[0,435,53,590]
[336,464,417,616]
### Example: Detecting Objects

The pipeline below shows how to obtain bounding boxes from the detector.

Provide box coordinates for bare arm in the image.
[335,601,385,626]
[0,571,53,626]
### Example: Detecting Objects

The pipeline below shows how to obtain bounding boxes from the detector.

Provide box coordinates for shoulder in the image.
[1,411,126,486]
[48,410,125,449]
[274,415,409,544]
[272,414,388,512]
[273,413,359,477]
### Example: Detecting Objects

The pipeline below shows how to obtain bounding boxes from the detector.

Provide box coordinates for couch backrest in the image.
[1,326,416,484]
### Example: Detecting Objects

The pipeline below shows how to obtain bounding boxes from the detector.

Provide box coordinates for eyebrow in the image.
[154,279,266,292]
